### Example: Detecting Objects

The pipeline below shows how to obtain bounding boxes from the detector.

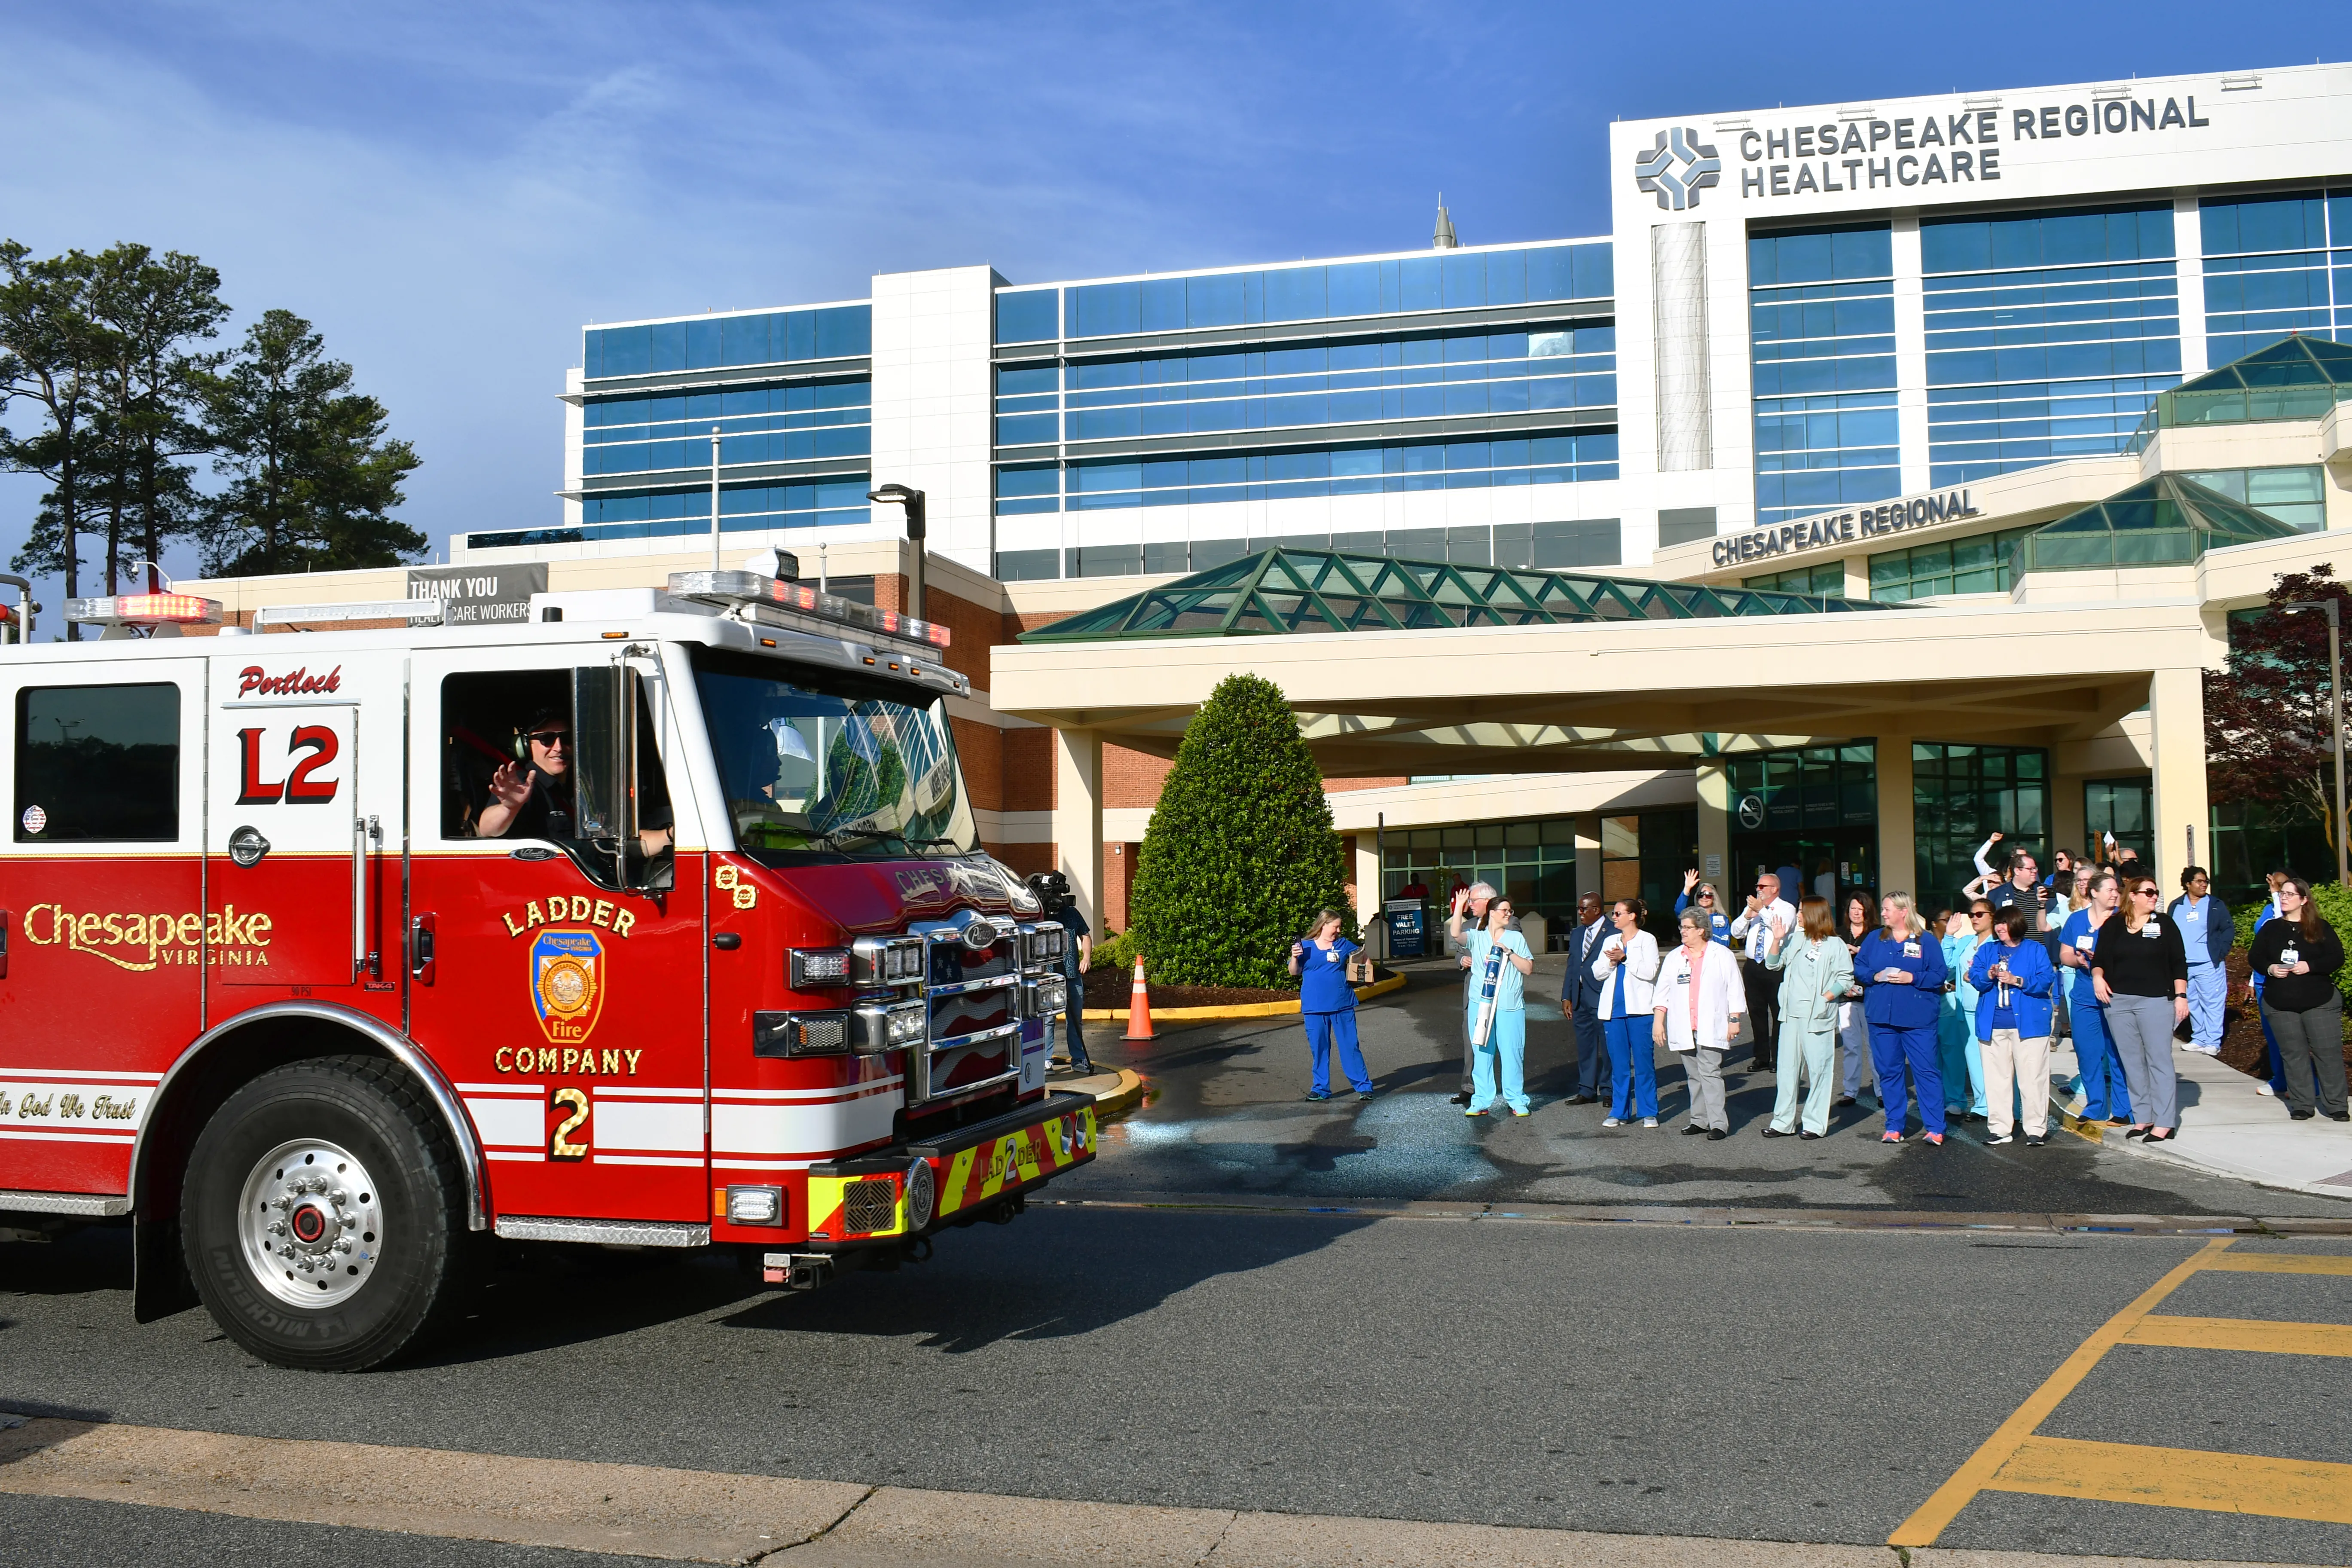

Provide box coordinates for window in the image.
[15,683,180,842]
[2198,188,2352,362]
[1383,813,1582,931]
[992,548,1061,582]
[1867,525,2037,600]
[1749,223,1900,525]
[1744,562,1845,595]
[439,672,672,849]
[2083,777,2151,868]
[2177,465,2327,532]
[1922,203,2181,486]
[1912,742,2048,904]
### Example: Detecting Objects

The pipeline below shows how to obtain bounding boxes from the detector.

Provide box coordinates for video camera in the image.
[1025,870,1074,915]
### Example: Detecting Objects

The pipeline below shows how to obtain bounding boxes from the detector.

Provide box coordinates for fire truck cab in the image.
[0,569,1094,1369]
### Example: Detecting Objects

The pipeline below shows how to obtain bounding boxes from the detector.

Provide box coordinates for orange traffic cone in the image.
[1123,955,1155,1041]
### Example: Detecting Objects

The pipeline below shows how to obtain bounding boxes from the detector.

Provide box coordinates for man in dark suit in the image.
[1563,891,1611,1104]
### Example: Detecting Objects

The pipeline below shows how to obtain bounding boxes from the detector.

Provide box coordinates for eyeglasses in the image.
[525,731,570,748]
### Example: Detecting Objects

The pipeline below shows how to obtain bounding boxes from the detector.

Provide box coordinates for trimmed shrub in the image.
[1127,672,1352,987]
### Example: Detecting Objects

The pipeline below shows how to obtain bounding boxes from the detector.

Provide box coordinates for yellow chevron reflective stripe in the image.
[942,1147,978,1214]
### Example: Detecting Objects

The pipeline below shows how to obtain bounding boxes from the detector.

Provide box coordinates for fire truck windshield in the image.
[692,647,979,862]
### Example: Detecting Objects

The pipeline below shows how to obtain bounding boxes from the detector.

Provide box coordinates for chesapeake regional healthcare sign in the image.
[1710,490,1981,568]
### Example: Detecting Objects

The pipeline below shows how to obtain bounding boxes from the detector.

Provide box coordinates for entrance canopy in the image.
[996,550,2215,776]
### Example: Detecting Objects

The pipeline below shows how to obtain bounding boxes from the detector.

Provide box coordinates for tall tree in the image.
[0,243,109,636]
[86,245,227,593]
[2205,563,2352,858]
[197,309,422,576]
[1128,672,1352,987]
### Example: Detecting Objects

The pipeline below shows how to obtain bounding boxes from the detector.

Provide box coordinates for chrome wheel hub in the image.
[237,1139,383,1308]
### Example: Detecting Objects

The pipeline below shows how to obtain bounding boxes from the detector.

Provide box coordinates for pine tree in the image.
[196,309,422,576]
[0,243,107,636]
[1127,672,1351,987]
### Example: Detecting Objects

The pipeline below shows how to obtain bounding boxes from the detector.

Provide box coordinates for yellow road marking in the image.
[1992,1436,2352,1525]
[2126,1314,2352,1357]
[1887,1237,2232,1547]
[2196,1251,2352,1277]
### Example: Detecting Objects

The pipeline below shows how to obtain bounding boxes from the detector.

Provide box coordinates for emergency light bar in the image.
[253,599,447,627]
[66,593,223,627]
[666,570,952,650]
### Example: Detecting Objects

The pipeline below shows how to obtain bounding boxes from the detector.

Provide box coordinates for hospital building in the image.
[190,59,2352,940]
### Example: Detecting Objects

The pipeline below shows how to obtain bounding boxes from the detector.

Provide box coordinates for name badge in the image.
[1903,941,1921,959]
[2282,947,2300,966]
[2141,924,2159,939]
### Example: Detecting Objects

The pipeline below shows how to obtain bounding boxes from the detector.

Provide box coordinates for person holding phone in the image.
[2247,876,2348,1122]
[1855,891,1950,1145]
[1290,908,1373,1102]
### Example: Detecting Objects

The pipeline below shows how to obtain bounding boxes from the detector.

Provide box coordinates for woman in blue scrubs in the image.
[1856,891,1950,1145]
[1290,908,1372,1101]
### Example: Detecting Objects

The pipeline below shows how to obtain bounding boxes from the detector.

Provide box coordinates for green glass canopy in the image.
[2129,334,2352,447]
[2011,473,2302,575]
[1018,547,1900,643]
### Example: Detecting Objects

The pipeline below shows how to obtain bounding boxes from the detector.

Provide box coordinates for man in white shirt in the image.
[1729,871,1797,1073]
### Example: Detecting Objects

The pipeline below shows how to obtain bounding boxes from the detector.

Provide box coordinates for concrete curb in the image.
[2046,1065,2352,1202]
[1076,1067,1147,1122]
[0,1414,2291,1568]
[1083,971,1407,1023]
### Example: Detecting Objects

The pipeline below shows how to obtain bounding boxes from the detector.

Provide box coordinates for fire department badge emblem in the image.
[531,929,604,1044]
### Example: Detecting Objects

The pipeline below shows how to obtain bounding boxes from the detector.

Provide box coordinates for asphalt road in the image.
[3,957,2349,1565]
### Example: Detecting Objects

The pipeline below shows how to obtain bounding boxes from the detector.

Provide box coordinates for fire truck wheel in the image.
[182,1054,479,1372]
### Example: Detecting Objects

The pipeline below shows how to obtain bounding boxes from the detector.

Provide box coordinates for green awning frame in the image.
[2011,472,2302,574]
[1019,547,1902,643]
[2129,334,2352,448]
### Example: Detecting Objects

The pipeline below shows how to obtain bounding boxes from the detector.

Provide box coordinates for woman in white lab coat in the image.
[1653,908,1747,1139]
[1593,898,1662,1128]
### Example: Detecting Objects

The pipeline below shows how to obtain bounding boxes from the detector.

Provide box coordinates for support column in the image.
[1353,836,1383,943]
[1876,737,1916,896]
[1575,813,1603,903]
[1051,727,1104,934]
[2052,767,2087,868]
[1695,764,1730,885]
[2149,667,2211,883]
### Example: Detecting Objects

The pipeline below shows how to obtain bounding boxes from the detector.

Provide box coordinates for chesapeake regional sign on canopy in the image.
[1710,490,1983,569]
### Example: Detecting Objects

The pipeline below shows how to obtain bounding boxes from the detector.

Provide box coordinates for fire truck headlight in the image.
[788,948,852,989]
[1024,975,1066,1019]
[754,1010,851,1057]
[849,935,927,986]
[726,1186,785,1226]
[882,1000,927,1046]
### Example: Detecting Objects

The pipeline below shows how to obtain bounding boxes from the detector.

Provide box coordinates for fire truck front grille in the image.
[841,1179,897,1236]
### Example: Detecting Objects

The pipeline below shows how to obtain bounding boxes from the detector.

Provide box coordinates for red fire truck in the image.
[0,569,1095,1370]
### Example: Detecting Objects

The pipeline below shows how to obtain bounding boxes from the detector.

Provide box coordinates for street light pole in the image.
[2284,599,2348,886]
[866,484,927,618]
[709,427,723,572]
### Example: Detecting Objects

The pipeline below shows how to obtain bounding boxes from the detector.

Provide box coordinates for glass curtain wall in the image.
[2083,777,2152,867]
[1921,205,2181,486]
[1723,744,1879,907]
[1381,816,1579,929]
[1913,742,2050,908]
[2199,189,2352,363]
[1749,224,1900,526]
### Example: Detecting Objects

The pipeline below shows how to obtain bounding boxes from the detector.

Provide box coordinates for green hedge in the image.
[1125,672,1352,988]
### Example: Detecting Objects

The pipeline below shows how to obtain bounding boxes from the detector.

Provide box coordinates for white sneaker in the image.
[1641,1117,1659,1128]
[2256,1083,2276,1097]
[1602,1116,1623,1128]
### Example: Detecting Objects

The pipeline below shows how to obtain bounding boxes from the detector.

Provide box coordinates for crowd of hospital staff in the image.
[1280,840,2351,1139]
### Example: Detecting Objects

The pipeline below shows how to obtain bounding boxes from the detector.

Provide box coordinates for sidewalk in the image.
[2050,1038,2352,1199]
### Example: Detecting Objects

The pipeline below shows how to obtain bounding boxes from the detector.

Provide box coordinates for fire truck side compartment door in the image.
[208,699,360,986]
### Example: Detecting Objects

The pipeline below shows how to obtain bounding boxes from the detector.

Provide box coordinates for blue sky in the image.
[0,0,2340,604]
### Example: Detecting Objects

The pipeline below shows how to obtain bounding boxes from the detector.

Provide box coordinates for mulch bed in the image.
[2216,948,2352,1074]
[1081,966,1395,1011]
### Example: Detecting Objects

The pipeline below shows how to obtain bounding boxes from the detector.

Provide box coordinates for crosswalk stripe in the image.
[2124,1314,2352,1357]
[2194,1252,2352,1276]
[1990,1435,2352,1525]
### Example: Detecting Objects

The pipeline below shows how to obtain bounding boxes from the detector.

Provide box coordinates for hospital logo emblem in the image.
[531,929,605,1044]
[1634,128,1720,211]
